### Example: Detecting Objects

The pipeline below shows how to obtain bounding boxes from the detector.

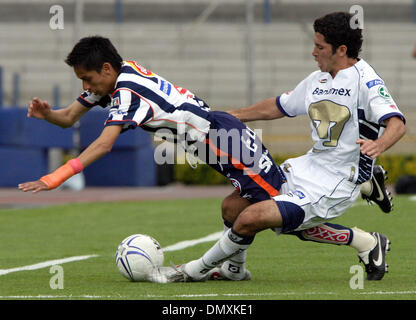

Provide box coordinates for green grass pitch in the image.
[0,195,415,300]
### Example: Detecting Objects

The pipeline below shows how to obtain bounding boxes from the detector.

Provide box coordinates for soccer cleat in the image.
[148,263,206,283]
[358,232,391,280]
[147,266,180,283]
[207,267,252,281]
[362,165,393,213]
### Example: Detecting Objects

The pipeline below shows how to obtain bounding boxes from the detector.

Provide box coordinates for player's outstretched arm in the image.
[18,125,122,193]
[28,97,89,128]
[227,97,285,122]
[357,116,406,159]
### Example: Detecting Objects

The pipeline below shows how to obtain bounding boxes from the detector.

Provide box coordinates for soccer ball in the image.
[115,234,164,281]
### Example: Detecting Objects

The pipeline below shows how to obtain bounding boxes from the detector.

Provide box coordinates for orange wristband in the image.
[40,158,83,190]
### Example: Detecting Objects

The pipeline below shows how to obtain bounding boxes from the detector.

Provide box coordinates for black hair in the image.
[313,12,363,59]
[65,36,123,72]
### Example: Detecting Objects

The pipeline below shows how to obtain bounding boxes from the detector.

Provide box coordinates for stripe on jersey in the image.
[104,61,212,148]
[108,88,209,139]
[111,88,154,126]
[77,94,95,107]
[379,112,406,125]
[77,92,110,109]
[116,79,175,114]
[105,119,138,132]
[357,108,379,184]
[176,102,210,119]
[116,77,210,121]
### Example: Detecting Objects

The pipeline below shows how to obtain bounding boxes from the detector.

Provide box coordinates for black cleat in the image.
[362,165,393,213]
[358,232,391,280]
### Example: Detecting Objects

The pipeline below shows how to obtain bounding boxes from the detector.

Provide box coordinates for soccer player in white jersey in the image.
[156,12,406,283]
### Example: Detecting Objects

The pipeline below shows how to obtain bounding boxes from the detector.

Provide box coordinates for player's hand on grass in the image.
[18,180,49,193]
[27,97,51,120]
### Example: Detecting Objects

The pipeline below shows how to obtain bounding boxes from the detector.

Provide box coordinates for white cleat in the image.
[147,263,206,283]
[147,266,178,283]
[206,267,251,281]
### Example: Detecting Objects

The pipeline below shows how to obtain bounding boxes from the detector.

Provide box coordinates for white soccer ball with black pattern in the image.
[115,234,164,281]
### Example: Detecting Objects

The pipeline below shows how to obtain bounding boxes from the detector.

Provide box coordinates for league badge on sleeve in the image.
[378,86,391,100]
[111,97,120,107]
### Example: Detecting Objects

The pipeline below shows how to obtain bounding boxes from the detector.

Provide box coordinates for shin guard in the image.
[298,223,353,245]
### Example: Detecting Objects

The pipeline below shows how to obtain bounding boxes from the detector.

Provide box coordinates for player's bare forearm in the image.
[377,116,406,151]
[18,125,122,193]
[28,98,89,128]
[47,100,90,128]
[78,125,122,167]
[357,116,406,159]
[44,109,82,128]
[227,98,285,122]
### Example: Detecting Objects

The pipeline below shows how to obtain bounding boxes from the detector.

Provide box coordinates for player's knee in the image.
[221,197,235,221]
[233,208,273,235]
[233,213,258,235]
[221,191,250,223]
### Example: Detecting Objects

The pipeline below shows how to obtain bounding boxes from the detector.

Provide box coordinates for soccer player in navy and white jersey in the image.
[18,36,282,213]
[77,60,213,149]
[157,12,406,283]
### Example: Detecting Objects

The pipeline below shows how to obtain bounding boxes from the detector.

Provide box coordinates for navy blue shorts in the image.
[276,201,305,233]
[199,111,285,203]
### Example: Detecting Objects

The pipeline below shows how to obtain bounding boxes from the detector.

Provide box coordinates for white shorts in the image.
[273,155,361,234]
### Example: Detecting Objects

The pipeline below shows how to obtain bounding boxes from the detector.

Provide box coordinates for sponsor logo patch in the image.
[228,232,243,243]
[115,109,127,116]
[227,264,241,274]
[366,79,384,88]
[304,226,350,244]
[159,80,172,95]
[293,190,306,199]
[230,178,241,192]
[312,87,351,96]
[128,61,155,77]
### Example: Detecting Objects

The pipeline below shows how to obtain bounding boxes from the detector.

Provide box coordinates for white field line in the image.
[162,231,222,252]
[1,290,416,299]
[0,231,222,276]
[0,255,99,276]
[1,232,415,299]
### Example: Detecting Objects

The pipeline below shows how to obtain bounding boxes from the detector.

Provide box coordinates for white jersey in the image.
[271,58,405,231]
[277,58,405,185]
[77,61,212,147]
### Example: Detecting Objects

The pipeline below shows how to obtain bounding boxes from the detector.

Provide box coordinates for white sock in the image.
[349,227,376,253]
[221,220,248,279]
[220,253,247,280]
[360,180,373,196]
[184,229,252,280]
